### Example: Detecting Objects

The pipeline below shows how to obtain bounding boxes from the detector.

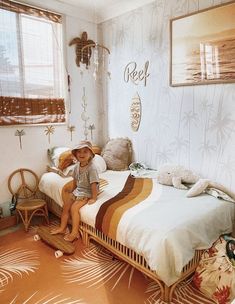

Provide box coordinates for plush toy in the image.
[186,178,235,201]
[156,164,199,190]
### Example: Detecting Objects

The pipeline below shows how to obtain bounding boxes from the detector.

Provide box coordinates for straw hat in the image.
[71,140,95,158]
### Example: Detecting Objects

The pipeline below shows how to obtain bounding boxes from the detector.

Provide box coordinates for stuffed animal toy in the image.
[156,164,199,190]
[186,178,235,201]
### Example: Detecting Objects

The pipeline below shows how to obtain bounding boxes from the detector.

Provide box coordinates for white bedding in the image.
[39,170,235,286]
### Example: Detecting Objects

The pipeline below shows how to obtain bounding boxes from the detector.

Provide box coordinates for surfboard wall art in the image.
[130,93,141,132]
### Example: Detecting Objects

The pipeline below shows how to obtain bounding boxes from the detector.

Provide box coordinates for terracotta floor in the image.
[0,221,214,304]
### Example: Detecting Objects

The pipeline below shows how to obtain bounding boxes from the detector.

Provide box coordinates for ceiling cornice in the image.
[18,0,155,23]
[97,0,155,23]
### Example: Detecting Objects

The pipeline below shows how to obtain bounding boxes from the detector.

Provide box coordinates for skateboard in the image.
[34,226,75,258]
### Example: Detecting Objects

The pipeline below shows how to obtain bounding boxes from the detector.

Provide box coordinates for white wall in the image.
[0,0,99,212]
[99,0,235,190]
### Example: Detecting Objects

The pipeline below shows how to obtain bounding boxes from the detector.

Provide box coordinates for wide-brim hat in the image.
[71,140,95,158]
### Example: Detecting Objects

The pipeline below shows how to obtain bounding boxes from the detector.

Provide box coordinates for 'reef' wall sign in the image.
[124,61,150,86]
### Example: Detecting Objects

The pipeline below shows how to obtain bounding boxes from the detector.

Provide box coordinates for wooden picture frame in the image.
[170,1,235,87]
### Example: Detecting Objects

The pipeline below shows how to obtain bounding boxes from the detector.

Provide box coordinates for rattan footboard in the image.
[42,193,203,303]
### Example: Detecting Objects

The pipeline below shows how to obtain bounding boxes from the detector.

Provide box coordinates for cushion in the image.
[47,164,76,177]
[193,238,235,303]
[58,150,76,171]
[101,138,132,171]
[186,179,210,197]
[92,154,107,173]
[48,146,71,168]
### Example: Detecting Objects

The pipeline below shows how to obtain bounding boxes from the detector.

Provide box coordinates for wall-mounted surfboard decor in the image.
[130,93,141,132]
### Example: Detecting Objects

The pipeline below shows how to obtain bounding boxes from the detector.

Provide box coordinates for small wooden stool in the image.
[16,199,49,231]
[8,168,49,231]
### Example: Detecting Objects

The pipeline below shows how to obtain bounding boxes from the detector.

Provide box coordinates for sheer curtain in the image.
[0,0,66,125]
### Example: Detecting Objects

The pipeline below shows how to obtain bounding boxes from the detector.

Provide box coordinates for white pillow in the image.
[48,146,70,167]
[92,154,107,173]
[186,179,210,197]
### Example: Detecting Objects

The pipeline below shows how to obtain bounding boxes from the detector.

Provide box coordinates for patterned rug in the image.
[0,223,214,304]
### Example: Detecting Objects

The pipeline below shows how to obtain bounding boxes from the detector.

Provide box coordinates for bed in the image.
[39,169,235,303]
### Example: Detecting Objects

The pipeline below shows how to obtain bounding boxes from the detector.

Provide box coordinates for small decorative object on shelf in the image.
[44,125,55,144]
[15,129,25,149]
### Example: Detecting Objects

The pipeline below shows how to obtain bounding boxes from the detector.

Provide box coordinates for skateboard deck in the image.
[35,226,75,257]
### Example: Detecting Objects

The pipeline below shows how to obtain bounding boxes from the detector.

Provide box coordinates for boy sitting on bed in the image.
[51,140,99,242]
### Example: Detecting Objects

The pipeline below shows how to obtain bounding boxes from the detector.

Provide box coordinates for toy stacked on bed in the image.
[47,146,107,177]
[46,137,133,178]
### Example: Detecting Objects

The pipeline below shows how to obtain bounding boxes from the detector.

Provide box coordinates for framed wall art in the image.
[170,1,235,87]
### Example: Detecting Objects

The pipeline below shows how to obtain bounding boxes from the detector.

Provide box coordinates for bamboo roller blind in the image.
[0,0,65,126]
[0,96,65,125]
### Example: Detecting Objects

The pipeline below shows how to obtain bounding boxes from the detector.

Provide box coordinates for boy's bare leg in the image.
[51,190,75,234]
[64,198,88,241]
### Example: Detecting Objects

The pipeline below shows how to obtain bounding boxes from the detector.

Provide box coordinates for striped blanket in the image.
[39,170,235,286]
[95,174,153,239]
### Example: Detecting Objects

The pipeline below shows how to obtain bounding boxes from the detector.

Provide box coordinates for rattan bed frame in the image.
[42,194,203,303]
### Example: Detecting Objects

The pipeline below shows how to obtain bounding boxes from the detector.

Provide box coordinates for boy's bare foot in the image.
[64,233,78,242]
[50,227,66,235]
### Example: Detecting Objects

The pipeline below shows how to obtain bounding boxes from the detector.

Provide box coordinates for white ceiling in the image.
[54,0,154,22]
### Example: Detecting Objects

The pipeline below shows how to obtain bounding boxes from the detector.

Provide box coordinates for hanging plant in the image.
[67,125,75,141]
[44,125,55,144]
[15,129,25,149]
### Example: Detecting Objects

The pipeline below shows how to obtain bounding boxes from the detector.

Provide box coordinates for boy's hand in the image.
[88,198,96,205]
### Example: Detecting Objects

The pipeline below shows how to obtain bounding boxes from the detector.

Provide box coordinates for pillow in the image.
[92,154,107,173]
[48,146,71,167]
[101,138,132,171]
[186,179,209,197]
[46,164,76,177]
[58,150,76,171]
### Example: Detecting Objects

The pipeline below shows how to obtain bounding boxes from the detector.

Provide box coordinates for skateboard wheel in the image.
[55,250,63,258]
[34,234,40,241]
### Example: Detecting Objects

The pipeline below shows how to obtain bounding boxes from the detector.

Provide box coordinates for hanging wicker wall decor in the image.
[69,32,95,68]
[130,93,142,132]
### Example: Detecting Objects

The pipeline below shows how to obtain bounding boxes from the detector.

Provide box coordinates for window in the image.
[0,0,66,125]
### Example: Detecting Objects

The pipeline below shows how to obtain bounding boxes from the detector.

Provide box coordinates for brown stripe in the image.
[101,178,145,234]
[108,178,153,239]
[95,175,135,231]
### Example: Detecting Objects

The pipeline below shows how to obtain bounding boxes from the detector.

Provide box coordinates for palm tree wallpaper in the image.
[98,0,235,191]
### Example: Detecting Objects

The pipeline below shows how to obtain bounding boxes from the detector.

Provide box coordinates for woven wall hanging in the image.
[69,32,95,69]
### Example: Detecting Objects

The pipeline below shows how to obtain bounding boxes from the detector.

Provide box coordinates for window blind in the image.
[0,0,66,125]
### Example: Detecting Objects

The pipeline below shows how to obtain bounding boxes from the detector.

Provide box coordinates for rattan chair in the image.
[8,168,49,231]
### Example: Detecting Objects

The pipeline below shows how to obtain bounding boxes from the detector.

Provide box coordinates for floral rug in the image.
[0,223,214,304]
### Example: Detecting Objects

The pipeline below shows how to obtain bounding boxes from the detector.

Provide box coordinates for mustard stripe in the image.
[95,175,135,231]
[101,178,144,234]
[108,179,153,239]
